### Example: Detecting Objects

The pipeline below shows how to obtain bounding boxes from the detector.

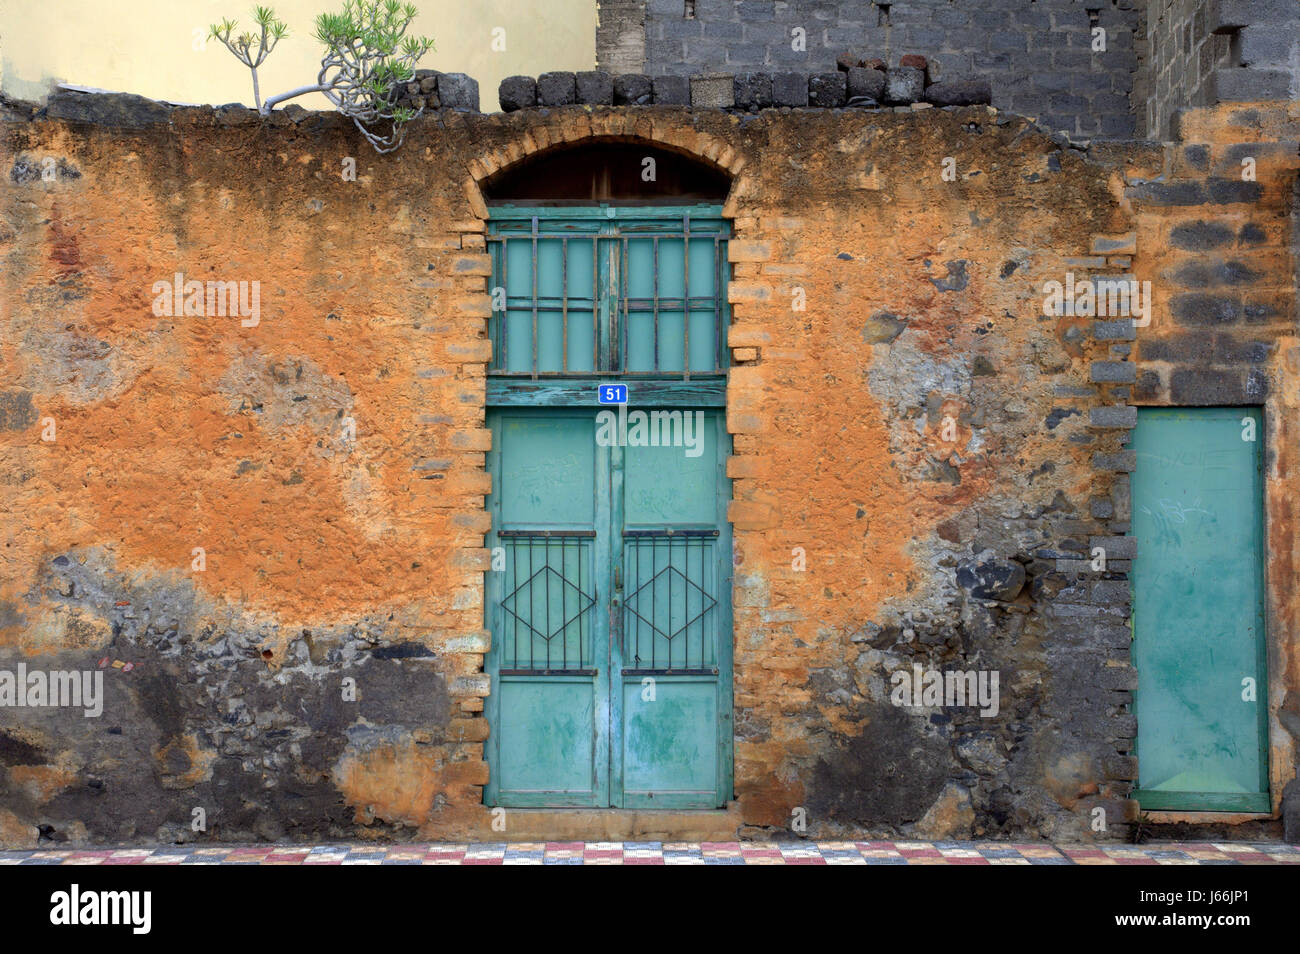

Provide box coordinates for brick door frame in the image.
[453,112,755,814]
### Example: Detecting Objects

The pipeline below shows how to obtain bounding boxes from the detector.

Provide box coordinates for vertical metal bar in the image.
[592,235,599,372]
[531,216,539,380]
[620,237,628,373]
[514,540,520,670]
[698,536,705,668]
[652,236,660,371]
[688,535,694,669]
[561,237,569,374]
[705,537,711,667]
[561,537,568,669]
[500,237,508,372]
[527,539,534,670]
[683,214,691,380]
[651,537,657,670]
[488,237,496,371]
[545,535,552,670]
[697,536,702,668]
[669,536,674,669]
[578,539,586,667]
[714,235,723,372]
[701,536,707,668]
[632,541,639,667]
[699,536,705,668]
[698,536,704,669]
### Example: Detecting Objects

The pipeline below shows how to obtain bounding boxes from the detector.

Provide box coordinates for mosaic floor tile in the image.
[0,839,1294,865]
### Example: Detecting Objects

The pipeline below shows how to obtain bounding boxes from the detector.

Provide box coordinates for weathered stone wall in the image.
[1144,0,1300,139]
[600,0,1143,138]
[1,101,499,844]
[1120,102,1300,835]
[0,91,1296,846]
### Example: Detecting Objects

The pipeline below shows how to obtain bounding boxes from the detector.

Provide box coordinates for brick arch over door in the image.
[456,117,750,221]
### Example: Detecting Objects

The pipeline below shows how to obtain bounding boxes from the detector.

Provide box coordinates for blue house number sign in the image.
[598,384,628,405]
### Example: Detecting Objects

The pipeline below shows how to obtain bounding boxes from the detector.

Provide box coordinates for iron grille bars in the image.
[497,531,596,674]
[486,212,728,379]
[622,529,718,673]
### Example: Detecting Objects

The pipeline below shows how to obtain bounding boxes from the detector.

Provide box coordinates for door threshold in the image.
[485,804,741,842]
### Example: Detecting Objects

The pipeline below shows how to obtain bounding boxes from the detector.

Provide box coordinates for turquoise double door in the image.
[484,408,733,808]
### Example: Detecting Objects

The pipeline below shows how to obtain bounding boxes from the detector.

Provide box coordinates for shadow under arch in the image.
[479,137,734,205]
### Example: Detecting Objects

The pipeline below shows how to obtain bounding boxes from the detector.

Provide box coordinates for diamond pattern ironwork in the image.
[501,563,596,644]
[623,564,716,644]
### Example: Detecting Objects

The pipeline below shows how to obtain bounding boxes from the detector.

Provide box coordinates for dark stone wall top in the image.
[3,71,482,130]
[498,62,990,113]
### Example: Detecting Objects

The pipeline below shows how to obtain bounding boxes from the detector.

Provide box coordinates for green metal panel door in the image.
[485,411,611,807]
[614,410,732,808]
[1131,407,1269,812]
[486,409,731,808]
[485,203,733,810]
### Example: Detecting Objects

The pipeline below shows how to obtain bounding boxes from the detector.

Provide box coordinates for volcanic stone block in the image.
[772,71,809,107]
[1090,361,1136,383]
[1217,0,1299,31]
[498,75,536,111]
[652,74,690,105]
[884,66,925,104]
[0,391,37,430]
[957,558,1026,601]
[44,89,171,126]
[733,72,773,110]
[213,103,258,125]
[1205,178,1263,203]
[576,71,614,105]
[1169,221,1234,251]
[1170,368,1249,404]
[1090,406,1137,429]
[613,73,653,105]
[923,78,992,106]
[690,73,734,108]
[846,67,885,103]
[1171,293,1241,325]
[537,71,577,106]
[808,72,847,107]
[1283,779,1300,844]
[438,73,479,111]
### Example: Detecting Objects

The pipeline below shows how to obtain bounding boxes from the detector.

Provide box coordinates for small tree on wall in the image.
[209,6,289,112]
[211,1,435,153]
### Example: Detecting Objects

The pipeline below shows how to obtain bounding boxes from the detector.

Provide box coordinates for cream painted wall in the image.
[0,0,596,110]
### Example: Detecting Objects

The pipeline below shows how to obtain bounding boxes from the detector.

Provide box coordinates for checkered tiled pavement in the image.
[1,841,1297,865]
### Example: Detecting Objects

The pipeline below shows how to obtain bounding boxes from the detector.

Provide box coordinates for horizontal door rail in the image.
[488,230,728,240]
[497,528,596,538]
[488,370,728,379]
[500,668,598,677]
[623,528,719,538]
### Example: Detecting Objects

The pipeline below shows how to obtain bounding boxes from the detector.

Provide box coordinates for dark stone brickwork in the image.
[601,0,1143,138]
[1145,0,1300,139]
